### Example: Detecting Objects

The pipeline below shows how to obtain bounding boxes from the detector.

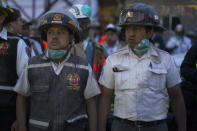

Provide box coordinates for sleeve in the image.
[166,37,176,49]
[181,44,197,85]
[84,64,101,99]
[14,66,31,96]
[166,55,182,88]
[98,57,115,89]
[16,39,30,76]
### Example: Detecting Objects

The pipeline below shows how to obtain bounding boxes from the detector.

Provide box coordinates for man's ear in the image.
[6,23,14,32]
[148,28,154,38]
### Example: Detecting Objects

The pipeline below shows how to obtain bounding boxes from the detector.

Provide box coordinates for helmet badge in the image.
[52,14,63,24]
[126,11,133,18]
[53,14,62,21]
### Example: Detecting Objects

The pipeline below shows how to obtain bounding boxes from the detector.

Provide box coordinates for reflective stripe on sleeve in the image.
[0,86,14,91]
[29,119,49,127]
[67,114,88,123]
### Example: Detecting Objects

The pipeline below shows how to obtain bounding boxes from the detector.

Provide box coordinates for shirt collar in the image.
[148,44,159,57]
[0,27,7,40]
[121,44,159,57]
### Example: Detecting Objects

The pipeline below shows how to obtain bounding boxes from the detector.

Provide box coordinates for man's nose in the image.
[128,30,135,36]
[51,32,58,38]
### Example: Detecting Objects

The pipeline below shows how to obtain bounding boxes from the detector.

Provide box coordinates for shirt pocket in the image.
[31,85,49,102]
[114,71,131,90]
[145,67,167,92]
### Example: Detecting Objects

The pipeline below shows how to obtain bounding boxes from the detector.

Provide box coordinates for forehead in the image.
[126,25,146,31]
[47,25,69,31]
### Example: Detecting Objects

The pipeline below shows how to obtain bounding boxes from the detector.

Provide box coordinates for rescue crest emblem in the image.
[0,42,9,55]
[67,73,80,91]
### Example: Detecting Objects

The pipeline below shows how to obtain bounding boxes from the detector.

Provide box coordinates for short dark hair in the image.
[3,8,21,25]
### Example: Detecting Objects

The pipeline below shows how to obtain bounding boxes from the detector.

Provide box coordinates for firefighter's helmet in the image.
[38,9,80,43]
[119,3,166,31]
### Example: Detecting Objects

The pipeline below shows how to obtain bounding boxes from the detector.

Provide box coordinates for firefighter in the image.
[15,10,100,131]
[0,1,31,131]
[98,3,186,131]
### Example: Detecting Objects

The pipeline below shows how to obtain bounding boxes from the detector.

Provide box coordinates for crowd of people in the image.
[0,0,197,131]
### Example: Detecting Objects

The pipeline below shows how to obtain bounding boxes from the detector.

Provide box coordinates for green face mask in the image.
[134,39,150,55]
[48,49,67,60]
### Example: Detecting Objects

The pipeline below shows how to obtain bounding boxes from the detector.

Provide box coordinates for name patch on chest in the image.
[67,73,80,91]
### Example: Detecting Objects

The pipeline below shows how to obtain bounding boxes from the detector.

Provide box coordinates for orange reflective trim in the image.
[43,41,48,49]
[93,64,99,73]
[99,35,106,45]
[100,57,106,66]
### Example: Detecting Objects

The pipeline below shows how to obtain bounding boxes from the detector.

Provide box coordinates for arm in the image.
[98,86,114,131]
[87,96,97,131]
[11,120,18,131]
[16,94,27,131]
[165,38,178,53]
[167,84,186,131]
[16,39,30,76]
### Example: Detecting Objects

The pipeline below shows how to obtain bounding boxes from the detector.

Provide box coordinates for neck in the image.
[52,55,66,64]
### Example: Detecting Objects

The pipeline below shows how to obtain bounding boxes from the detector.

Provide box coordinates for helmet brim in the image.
[119,23,167,32]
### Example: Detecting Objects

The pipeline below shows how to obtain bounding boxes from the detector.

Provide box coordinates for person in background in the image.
[102,24,124,56]
[89,21,102,43]
[98,3,186,131]
[21,20,43,56]
[4,8,42,57]
[166,24,192,54]
[16,9,100,131]
[0,1,31,131]
[69,4,107,81]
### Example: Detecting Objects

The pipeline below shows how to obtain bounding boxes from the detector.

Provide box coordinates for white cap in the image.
[105,24,118,32]
[69,4,91,19]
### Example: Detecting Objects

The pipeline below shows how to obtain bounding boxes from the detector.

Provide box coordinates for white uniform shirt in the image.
[166,36,192,55]
[14,51,101,99]
[99,45,181,121]
[102,40,119,56]
[0,28,30,77]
